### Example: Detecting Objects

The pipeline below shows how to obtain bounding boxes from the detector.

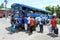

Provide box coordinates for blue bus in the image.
[11,3,52,18]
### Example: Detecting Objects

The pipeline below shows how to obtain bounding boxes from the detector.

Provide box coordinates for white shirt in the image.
[27,17,30,24]
[35,17,41,22]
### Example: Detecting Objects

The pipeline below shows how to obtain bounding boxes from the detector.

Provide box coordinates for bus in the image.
[11,3,52,19]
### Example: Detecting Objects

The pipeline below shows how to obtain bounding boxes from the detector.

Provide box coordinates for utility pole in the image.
[4,0,8,19]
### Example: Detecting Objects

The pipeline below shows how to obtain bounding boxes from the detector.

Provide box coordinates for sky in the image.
[0,0,60,10]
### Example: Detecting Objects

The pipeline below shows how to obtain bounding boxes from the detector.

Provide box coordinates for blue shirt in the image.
[24,17,28,23]
[17,18,22,24]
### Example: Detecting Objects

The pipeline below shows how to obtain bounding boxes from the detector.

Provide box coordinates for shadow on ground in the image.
[47,33,58,38]
[5,26,15,34]
[5,26,29,35]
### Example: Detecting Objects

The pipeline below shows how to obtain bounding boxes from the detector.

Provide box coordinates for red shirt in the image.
[51,18,56,27]
[29,18,34,27]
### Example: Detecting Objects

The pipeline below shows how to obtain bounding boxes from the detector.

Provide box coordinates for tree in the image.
[0,3,4,9]
[45,5,60,18]
[55,5,60,18]
[1,3,4,7]
[45,6,54,14]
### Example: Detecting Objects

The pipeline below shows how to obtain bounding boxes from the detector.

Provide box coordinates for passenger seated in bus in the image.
[22,11,25,18]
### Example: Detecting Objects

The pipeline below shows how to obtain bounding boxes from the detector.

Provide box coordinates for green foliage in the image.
[45,6,54,14]
[0,3,11,10]
[0,3,4,9]
[45,5,60,18]
[55,5,60,18]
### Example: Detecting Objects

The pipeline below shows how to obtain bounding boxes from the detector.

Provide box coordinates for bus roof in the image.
[11,3,51,14]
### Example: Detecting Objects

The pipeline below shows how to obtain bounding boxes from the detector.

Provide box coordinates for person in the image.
[22,17,25,30]
[17,17,22,30]
[35,17,41,28]
[27,16,30,31]
[51,16,57,33]
[29,17,35,34]
[24,16,28,32]
[39,17,43,33]
[33,17,36,31]
[42,16,45,25]
[11,15,16,32]
[45,15,48,24]
[22,11,25,18]
[21,12,26,30]
[46,19,52,33]
[27,16,30,24]
[11,15,16,27]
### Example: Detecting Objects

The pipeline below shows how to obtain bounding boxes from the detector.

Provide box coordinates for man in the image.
[35,17,41,27]
[17,17,22,30]
[24,16,28,31]
[29,17,35,34]
[39,17,43,33]
[33,17,36,31]
[51,16,57,33]
[11,15,16,32]
[27,16,30,31]
[27,16,30,24]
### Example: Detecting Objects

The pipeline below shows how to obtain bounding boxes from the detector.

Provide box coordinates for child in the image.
[46,20,52,33]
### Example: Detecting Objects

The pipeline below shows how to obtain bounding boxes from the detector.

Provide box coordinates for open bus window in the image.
[16,11,19,14]
[28,11,33,14]
[20,7,26,10]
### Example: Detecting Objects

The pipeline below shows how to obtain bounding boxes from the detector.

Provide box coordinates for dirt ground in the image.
[0,18,60,40]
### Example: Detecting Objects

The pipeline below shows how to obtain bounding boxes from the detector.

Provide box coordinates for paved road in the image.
[0,18,60,40]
